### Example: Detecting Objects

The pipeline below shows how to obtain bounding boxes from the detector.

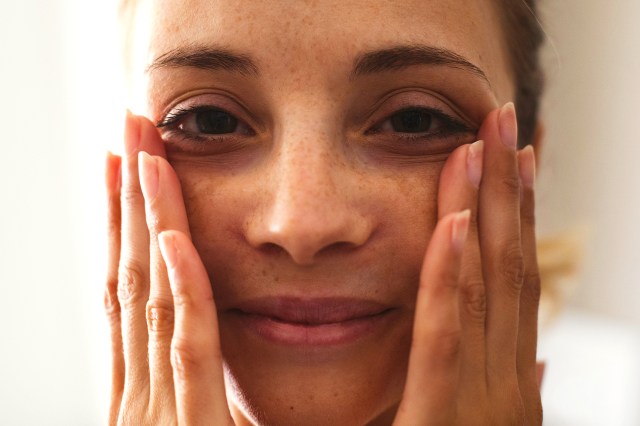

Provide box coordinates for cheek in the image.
[172,158,443,302]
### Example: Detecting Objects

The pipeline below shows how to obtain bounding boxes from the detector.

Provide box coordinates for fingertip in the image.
[138,151,159,201]
[158,230,178,271]
[105,151,122,195]
[451,209,471,252]
[518,145,536,190]
[124,111,140,156]
[466,140,484,188]
[138,114,167,157]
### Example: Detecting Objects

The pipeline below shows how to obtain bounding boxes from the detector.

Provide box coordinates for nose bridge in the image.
[246,111,371,265]
[276,124,338,210]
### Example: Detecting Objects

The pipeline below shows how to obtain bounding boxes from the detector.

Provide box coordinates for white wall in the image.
[0,0,118,423]
[0,0,638,424]
[537,1,640,327]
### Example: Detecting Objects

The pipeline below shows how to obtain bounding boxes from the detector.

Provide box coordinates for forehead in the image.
[133,0,512,100]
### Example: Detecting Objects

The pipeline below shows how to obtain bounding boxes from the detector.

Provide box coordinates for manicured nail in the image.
[138,151,159,200]
[105,151,121,195]
[451,209,471,252]
[499,102,518,150]
[158,232,178,270]
[124,110,140,156]
[518,145,536,190]
[466,140,484,188]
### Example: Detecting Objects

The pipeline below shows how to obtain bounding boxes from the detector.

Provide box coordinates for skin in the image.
[105,0,543,424]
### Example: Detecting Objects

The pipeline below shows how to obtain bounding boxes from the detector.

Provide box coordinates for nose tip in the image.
[254,211,370,265]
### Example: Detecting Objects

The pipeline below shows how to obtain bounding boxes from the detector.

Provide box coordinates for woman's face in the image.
[133,0,514,424]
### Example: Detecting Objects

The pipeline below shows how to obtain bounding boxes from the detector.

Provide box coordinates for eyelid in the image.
[361,88,477,132]
[156,91,262,131]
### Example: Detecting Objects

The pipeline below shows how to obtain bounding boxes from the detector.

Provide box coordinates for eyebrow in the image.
[147,43,489,85]
[146,43,259,76]
[351,45,489,84]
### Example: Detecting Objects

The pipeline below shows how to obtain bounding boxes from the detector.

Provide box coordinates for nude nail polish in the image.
[519,145,536,189]
[499,102,518,150]
[466,140,484,188]
[451,210,470,252]
[138,151,159,200]
[158,232,178,269]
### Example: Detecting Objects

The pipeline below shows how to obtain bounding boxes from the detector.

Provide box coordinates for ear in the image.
[531,120,545,172]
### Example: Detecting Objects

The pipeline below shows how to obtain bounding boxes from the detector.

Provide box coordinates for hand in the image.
[393,103,543,425]
[104,113,234,425]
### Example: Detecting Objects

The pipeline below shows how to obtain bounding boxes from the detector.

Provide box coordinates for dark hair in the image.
[497,0,546,147]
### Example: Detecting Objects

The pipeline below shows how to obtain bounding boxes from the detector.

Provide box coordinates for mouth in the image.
[226,297,395,346]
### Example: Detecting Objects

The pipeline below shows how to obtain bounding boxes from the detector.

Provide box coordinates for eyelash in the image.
[156,104,473,144]
[156,105,251,145]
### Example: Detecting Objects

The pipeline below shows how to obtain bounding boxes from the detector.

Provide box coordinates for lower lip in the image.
[234,311,392,347]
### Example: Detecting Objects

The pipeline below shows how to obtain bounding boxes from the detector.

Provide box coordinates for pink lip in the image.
[227,297,394,346]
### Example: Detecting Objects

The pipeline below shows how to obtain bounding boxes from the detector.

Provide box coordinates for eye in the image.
[191,109,238,134]
[389,109,433,133]
[374,107,470,138]
[157,105,253,141]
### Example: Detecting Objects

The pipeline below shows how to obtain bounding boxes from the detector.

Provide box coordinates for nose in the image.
[245,133,373,265]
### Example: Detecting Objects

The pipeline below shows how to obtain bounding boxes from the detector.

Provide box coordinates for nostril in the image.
[259,242,288,257]
[257,240,360,264]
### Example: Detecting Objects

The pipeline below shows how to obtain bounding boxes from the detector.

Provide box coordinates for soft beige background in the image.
[0,1,638,424]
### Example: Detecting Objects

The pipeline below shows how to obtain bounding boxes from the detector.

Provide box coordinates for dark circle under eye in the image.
[194,110,238,134]
[390,109,432,133]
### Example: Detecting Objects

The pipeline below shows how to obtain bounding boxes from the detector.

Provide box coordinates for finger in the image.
[118,112,166,398]
[105,151,124,424]
[517,146,543,423]
[437,141,487,390]
[159,231,233,425]
[476,103,523,382]
[139,150,190,406]
[536,361,545,389]
[395,211,470,425]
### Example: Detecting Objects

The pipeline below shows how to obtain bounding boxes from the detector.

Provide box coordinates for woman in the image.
[105,0,545,424]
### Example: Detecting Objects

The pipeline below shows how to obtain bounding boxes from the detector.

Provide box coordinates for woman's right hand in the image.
[104,113,235,425]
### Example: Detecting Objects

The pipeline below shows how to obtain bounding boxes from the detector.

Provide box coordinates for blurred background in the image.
[0,0,638,424]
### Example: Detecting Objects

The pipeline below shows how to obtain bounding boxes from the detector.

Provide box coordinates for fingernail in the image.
[518,145,536,190]
[138,151,159,200]
[158,232,178,270]
[466,140,484,188]
[499,102,518,150]
[105,151,120,195]
[451,209,471,252]
[124,110,140,156]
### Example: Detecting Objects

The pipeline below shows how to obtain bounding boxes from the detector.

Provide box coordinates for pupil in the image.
[195,110,237,134]
[391,109,432,133]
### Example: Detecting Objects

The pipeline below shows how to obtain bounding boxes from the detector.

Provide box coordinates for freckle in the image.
[274,276,279,282]
[261,269,266,276]
[289,406,294,410]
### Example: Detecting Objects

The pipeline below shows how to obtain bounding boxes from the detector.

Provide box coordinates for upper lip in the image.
[230,297,392,325]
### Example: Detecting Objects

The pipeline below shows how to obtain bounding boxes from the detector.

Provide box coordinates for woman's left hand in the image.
[393,103,543,425]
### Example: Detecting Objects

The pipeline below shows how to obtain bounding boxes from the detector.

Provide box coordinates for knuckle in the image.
[171,340,203,383]
[500,174,522,196]
[522,271,542,305]
[499,243,525,295]
[104,278,121,320]
[460,280,486,321]
[171,290,195,310]
[429,328,462,360]
[117,263,148,308]
[146,299,175,334]
[121,185,144,210]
